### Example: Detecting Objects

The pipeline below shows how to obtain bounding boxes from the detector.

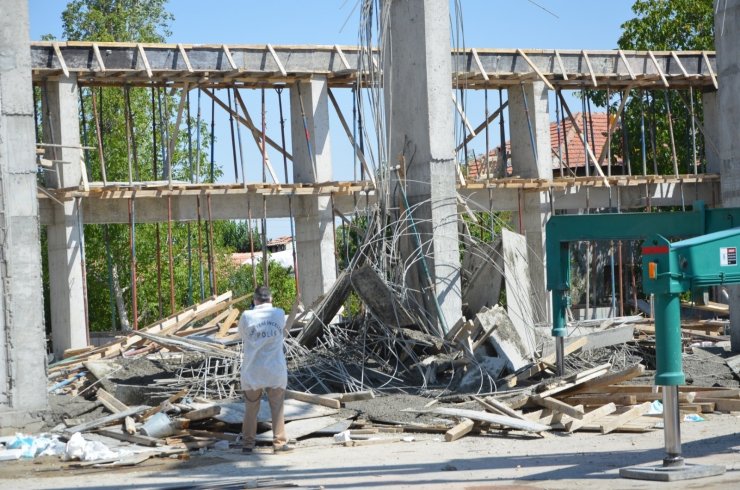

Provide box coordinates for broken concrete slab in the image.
[350,264,416,327]
[475,305,535,372]
[502,229,539,346]
[462,239,503,319]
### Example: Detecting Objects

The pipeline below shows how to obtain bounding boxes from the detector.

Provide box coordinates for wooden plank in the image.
[334,44,351,70]
[96,428,162,447]
[504,337,588,388]
[92,43,106,72]
[562,364,645,396]
[140,388,189,421]
[285,389,341,409]
[478,396,527,421]
[418,407,550,433]
[471,48,489,81]
[531,396,585,419]
[65,405,149,435]
[600,402,652,434]
[693,389,740,400]
[565,403,617,433]
[266,44,287,76]
[618,49,636,80]
[137,44,153,78]
[325,391,375,403]
[216,308,241,338]
[63,345,95,359]
[516,48,554,90]
[582,50,598,87]
[445,418,474,442]
[562,394,637,406]
[176,307,231,337]
[124,416,136,435]
[648,50,669,87]
[96,388,129,413]
[536,364,611,399]
[699,398,740,412]
[184,405,221,421]
[222,45,237,70]
[52,42,69,77]
[177,43,194,72]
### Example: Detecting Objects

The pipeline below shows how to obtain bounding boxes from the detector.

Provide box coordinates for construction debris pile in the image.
[5,246,737,471]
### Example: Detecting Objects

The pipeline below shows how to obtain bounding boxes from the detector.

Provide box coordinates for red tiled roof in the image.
[467,112,621,180]
[267,235,293,247]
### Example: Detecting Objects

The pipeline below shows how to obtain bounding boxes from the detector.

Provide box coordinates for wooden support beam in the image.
[52,42,69,78]
[285,389,341,409]
[557,92,609,183]
[334,45,351,70]
[670,51,689,78]
[562,363,646,396]
[516,48,554,90]
[648,50,669,87]
[564,402,617,432]
[178,43,194,73]
[222,45,237,70]
[555,50,568,81]
[451,91,477,137]
[216,308,240,338]
[184,405,221,421]
[455,101,508,153]
[531,396,585,419]
[137,44,153,79]
[600,402,651,434]
[267,44,287,77]
[471,48,489,81]
[96,388,129,413]
[597,87,632,165]
[92,43,106,72]
[618,49,636,80]
[445,418,474,442]
[167,82,189,186]
[582,50,598,87]
[703,51,718,90]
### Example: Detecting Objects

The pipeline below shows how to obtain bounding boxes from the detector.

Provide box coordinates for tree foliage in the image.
[588,0,714,177]
[61,0,173,42]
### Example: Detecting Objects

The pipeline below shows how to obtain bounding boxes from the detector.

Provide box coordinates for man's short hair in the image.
[254,285,272,303]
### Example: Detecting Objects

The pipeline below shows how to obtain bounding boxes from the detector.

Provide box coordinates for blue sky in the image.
[28,0,637,237]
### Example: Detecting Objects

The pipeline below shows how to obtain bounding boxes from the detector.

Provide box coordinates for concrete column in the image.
[41,77,88,358]
[385,0,462,333]
[508,82,552,325]
[290,77,336,308]
[702,90,721,174]
[715,0,740,351]
[0,0,48,433]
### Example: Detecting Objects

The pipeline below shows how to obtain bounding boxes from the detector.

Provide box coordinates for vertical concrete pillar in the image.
[41,77,87,358]
[385,0,462,333]
[0,0,48,432]
[290,77,337,308]
[508,82,552,325]
[715,0,740,351]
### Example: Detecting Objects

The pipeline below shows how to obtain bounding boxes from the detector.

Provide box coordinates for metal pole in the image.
[663,385,684,467]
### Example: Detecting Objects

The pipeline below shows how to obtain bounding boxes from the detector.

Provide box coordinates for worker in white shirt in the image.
[238,285,292,453]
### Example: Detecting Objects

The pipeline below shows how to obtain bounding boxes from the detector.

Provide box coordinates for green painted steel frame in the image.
[546,201,740,339]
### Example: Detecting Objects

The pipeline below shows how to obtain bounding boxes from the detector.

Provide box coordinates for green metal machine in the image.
[545,201,738,481]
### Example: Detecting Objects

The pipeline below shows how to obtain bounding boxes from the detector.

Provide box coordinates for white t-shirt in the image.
[238,303,288,390]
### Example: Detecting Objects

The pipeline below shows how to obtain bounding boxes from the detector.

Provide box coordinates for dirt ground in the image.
[2,411,739,490]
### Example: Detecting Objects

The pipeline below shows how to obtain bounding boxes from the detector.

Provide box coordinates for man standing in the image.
[238,285,292,453]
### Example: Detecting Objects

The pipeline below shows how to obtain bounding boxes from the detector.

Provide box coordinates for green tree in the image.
[43,0,230,332]
[221,220,263,253]
[588,1,713,177]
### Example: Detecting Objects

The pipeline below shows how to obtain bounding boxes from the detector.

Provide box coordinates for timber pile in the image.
[48,291,246,398]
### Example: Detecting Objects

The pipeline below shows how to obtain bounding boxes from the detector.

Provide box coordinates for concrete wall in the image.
[0,0,48,432]
[715,0,740,351]
[290,78,337,308]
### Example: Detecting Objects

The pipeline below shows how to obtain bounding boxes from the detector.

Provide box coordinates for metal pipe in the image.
[556,337,565,376]
[663,385,684,467]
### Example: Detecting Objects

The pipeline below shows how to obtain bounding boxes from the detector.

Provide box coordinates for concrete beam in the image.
[41,77,88,358]
[0,0,47,423]
[29,42,718,90]
[290,78,337,307]
[36,179,718,225]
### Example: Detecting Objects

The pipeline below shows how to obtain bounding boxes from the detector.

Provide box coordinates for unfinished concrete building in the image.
[2,0,740,463]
